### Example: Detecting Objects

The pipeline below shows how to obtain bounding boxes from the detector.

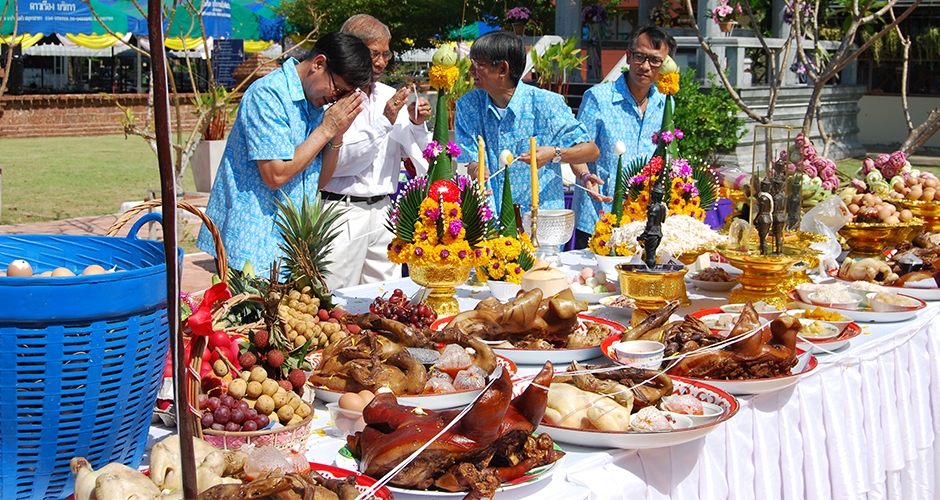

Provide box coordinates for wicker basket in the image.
[118,200,316,451]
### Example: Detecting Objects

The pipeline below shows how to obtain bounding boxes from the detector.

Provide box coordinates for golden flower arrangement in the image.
[588,56,717,257]
[385,51,494,268]
[479,151,537,283]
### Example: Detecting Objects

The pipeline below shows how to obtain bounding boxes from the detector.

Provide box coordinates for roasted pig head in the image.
[347,361,559,493]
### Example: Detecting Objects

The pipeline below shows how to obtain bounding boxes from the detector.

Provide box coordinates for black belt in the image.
[321,191,388,205]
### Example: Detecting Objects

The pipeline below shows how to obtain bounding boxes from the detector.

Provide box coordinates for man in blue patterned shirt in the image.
[569,25,676,248]
[197,33,373,274]
[456,31,599,217]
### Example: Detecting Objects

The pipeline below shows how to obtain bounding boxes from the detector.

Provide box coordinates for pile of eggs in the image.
[846,193,913,224]
[2,259,113,277]
[888,173,940,201]
[569,267,617,294]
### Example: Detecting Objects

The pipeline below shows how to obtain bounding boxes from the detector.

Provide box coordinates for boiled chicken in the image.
[70,457,160,500]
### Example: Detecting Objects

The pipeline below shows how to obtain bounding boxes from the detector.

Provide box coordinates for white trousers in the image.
[323,196,401,290]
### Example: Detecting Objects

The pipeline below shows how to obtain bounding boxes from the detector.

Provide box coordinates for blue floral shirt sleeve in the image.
[196,58,324,274]
[573,73,665,234]
[456,83,591,219]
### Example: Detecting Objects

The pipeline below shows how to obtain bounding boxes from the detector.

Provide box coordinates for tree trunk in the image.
[900,109,940,155]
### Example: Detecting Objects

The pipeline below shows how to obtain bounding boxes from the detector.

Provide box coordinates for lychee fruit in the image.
[253,330,270,349]
[288,369,306,390]
[277,379,293,392]
[238,351,257,370]
[266,349,285,368]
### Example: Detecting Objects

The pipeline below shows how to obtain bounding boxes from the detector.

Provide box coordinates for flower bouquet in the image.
[589,57,718,259]
[385,98,494,313]
[773,132,840,209]
[480,155,537,285]
[506,6,531,23]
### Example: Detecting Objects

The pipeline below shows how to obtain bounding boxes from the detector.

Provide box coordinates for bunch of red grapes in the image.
[198,393,270,432]
[369,289,437,329]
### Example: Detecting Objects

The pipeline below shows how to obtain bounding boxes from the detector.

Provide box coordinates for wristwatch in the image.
[552,146,562,164]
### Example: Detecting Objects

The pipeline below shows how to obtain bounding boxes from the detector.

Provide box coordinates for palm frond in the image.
[386,184,428,243]
[625,155,652,200]
[459,183,495,245]
[692,162,719,210]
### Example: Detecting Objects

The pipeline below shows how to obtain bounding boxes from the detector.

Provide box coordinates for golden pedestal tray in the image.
[717,244,807,308]
[894,199,940,232]
[409,263,472,316]
[615,263,689,326]
[838,218,924,260]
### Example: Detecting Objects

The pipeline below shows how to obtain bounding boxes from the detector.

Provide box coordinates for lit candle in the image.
[530,136,538,207]
[478,135,485,195]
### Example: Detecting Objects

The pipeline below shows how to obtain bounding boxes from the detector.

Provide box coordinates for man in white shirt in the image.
[322,14,432,290]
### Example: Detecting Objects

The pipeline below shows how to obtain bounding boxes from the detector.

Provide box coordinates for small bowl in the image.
[795,283,824,303]
[796,319,841,340]
[866,292,922,312]
[613,340,665,369]
[487,280,522,302]
[807,291,864,310]
[787,309,852,334]
[662,401,725,426]
[326,402,365,438]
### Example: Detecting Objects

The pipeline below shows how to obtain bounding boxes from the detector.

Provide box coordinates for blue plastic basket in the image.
[0,214,178,499]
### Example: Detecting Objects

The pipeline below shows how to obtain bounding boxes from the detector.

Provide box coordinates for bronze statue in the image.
[639,181,667,269]
[786,174,802,230]
[755,177,773,255]
[772,175,786,254]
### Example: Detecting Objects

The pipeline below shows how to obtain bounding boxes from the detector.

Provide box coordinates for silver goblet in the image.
[524,209,575,266]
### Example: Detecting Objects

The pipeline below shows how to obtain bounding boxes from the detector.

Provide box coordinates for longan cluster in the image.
[278,288,351,349]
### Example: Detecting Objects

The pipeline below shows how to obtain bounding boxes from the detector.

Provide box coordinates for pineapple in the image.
[273,193,347,309]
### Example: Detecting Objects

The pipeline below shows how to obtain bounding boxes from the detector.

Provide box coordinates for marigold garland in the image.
[429,65,460,91]
[481,232,536,284]
[656,72,680,95]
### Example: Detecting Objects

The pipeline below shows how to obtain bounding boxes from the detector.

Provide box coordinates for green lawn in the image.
[0,135,196,225]
[837,158,940,179]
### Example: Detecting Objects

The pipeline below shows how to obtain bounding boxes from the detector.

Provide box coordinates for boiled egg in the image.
[7,259,33,277]
[358,390,376,406]
[81,264,106,275]
[338,392,366,412]
[52,267,76,277]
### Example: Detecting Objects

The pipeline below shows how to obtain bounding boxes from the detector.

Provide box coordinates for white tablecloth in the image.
[154,251,940,499]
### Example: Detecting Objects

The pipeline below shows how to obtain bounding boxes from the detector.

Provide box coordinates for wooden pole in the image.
[146,0,198,497]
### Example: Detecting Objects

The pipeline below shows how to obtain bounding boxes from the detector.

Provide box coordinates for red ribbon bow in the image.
[187,281,233,337]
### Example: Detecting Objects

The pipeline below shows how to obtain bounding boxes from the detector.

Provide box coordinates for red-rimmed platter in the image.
[431,313,624,365]
[525,375,739,449]
[599,334,819,395]
[829,268,940,302]
[787,289,926,323]
[310,352,518,410]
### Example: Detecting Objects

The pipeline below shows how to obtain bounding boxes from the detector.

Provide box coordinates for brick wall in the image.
[0,93,233,139]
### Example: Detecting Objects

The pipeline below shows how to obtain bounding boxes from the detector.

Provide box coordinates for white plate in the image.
[682,354,818,396]
[432,314,625,365]
[795,319,840,340]
[533,377,738,449]
[662,401,726,426]
[788,290,926,323]
[831,273,940,301]
[571,287,619,304]
[688,279,738,292]
[697,313,768,333]
[335,443,562,497]
[597,295,635,319]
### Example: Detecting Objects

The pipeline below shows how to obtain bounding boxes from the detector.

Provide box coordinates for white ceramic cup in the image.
[614,340,665,369]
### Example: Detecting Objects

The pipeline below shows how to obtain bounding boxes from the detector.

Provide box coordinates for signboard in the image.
[212,37,243,88]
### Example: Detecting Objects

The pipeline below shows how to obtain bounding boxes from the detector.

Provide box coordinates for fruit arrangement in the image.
[2,259,114,277]
[198,364,313,432]
[841,192,914,224]
[368,288,437,329]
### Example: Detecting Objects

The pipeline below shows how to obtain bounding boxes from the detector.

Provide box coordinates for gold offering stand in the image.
[894,199,940,232]
[616,263,690,326]
[717,243,808,308]
[409,263,472,316]
[777,231,826,292]
[838,218,924,260]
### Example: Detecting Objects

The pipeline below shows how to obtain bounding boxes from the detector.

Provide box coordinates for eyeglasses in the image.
[630,52,664,68]
[371,50,392,61]
[324,63,354,104]
[470,58,497,69]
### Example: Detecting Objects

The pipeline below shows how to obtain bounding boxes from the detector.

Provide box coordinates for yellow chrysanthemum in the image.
[429,64,460,91]
[505,264,526,283]
[656,72,680,95]
[487,261,506,280]
[441,202,461,221]
[493,237,522,261]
